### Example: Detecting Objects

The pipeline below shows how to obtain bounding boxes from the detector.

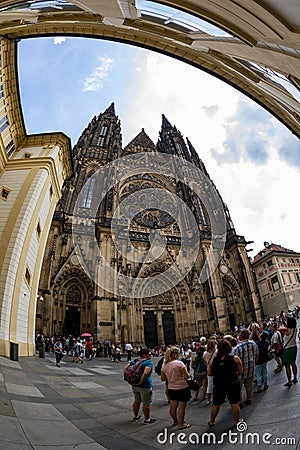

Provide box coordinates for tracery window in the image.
[97,125,108,147]
[80,177,95,208]
[66,285,82,305]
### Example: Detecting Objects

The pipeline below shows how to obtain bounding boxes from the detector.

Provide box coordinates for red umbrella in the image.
[81,333,92,337]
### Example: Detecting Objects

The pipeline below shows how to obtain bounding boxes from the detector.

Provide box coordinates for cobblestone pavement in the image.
[0,345,299,450]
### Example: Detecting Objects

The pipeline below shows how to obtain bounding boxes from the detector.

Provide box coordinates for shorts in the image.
[281,346,297,366]
[240,377,253,390]
[195,372,207,384]
[168,387,191,402]
[213,381,240,406]
[132,386,153,406]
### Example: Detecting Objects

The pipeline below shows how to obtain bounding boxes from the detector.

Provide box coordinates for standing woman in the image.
[208,340,243,427]
[54,338,63,367]
[203,338,218,404]
[278,316,298,387]
[182,345,192,373]
[161,346,191,430]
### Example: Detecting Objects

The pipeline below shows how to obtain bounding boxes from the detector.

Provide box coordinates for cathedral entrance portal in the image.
[64,307,80,337]
[162,311,176,345]
[143,311,158,348]
[229,313,236,332]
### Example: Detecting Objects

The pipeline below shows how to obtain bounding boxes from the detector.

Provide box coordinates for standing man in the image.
[54,338,63,367]
[126,348,156,424]
[125,342,133,361]
[234,328,258,407]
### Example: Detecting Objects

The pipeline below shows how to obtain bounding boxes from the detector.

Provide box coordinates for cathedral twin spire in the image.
[80,102,208,173]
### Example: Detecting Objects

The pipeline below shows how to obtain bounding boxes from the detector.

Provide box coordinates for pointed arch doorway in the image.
[64,307,80,337]
[162,310,176,345]
[143,311,158,348]
[143,309,176,348]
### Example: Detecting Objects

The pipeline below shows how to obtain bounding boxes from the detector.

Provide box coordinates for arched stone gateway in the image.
[37,264,95,338]
[1,1,298,356]
[222,275,244,332]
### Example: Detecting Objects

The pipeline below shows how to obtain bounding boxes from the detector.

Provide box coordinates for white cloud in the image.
[83,57,114,92]
[53,36,67,45]
[121,50,300,256]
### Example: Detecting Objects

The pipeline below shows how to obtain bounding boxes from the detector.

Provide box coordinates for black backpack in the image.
[154,356,164,375]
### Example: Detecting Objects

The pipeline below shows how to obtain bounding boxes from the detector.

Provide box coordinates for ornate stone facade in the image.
[37,103,262,346]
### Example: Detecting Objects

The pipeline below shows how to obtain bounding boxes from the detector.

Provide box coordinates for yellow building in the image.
[0,39,73,357]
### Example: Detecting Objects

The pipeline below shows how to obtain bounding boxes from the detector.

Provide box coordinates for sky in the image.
[18,36,300,257]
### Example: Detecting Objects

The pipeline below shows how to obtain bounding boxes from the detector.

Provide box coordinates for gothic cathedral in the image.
[36,103,262,346]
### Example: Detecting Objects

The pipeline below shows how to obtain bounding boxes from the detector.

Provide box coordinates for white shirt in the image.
[283,328,297,349]
[183,349,192,360]
[271,330,281,345]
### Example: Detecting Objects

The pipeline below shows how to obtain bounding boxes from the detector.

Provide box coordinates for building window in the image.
[36,221,41,240]
[5,140,15,157]
[296,273,300,283]
[1,186,11,201]
[267,259,273,267]
[175,142,183,155]
[96,125,108,147]
[100,125,108,136]
[25,267,31,286]
[271,275,280,291]
[80,177,95,208]
[0,115,9,133]
[97,136,105,146]
[0,84,4,98]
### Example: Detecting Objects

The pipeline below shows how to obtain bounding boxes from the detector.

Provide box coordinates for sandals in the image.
[284,381,293,387]
[208,421,215,427]
[178,423,191,430]
[293,378,298,384]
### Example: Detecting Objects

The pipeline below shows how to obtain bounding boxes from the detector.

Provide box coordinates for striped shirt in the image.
[234,340,259,379]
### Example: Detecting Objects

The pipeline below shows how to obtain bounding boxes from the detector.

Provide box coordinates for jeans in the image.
[255,362,268,387]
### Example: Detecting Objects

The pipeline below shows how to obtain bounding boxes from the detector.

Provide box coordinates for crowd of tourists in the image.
[36,307,299,428]
[123,307,299,430]
[35,334,142,366]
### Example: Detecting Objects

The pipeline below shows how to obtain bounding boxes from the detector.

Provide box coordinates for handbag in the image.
[186,378,199,391]
[274,343,283,357]
[276,329,295,358]
[276,346,284,358]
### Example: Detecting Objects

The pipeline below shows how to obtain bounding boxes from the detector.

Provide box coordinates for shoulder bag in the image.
[276,329,295,358]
